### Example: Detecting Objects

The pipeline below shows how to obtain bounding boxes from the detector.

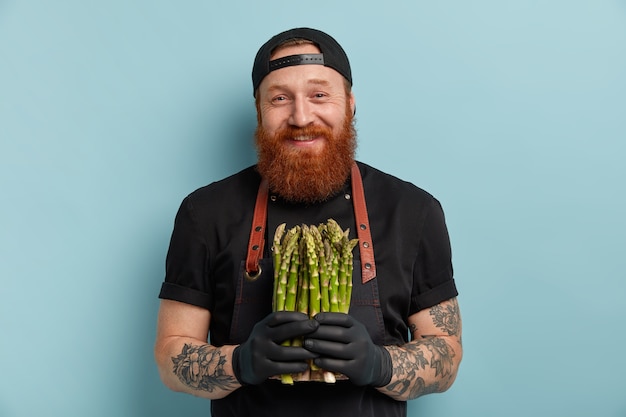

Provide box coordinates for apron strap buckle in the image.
[244,179,268,281]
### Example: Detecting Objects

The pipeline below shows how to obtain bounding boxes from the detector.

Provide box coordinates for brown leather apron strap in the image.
[245,163,377,283]
[351,163,377,283]
[244,179,268,280]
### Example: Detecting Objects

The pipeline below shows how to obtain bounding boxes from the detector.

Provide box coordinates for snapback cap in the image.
[252,27,352,96]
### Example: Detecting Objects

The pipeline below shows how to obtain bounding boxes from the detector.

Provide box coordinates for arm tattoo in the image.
[171,344,238,392]
[384,338,456,399]
[385,344,428,397]
[422,336,455,378]
[429,298,460,336]
[412,377,441,398]
[384,299,461,399]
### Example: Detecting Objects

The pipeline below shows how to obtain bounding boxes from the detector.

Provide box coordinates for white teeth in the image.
[292,136,313,141]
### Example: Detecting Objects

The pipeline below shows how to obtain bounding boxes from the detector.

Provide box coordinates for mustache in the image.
[273,125,334,142]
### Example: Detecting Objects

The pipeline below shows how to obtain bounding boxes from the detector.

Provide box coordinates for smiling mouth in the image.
[291,135,316,142]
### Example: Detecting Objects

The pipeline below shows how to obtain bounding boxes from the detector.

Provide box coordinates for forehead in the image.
[260,44,346,94]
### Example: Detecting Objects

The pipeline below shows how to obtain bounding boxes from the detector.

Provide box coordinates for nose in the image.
[288,96,314,127]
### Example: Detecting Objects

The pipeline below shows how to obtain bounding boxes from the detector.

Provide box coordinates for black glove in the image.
[232,311,319,385]
[304,312,392,387]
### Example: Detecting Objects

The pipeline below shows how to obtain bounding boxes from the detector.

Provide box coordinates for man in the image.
[155,27,462,417]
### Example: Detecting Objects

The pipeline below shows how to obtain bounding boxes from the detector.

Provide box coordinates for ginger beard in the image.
[255,103,356,204]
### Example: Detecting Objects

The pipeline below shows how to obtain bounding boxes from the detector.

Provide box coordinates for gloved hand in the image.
[232,311,319,385]
[304,312,392,387]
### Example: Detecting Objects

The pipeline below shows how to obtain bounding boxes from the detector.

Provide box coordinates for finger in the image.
[267,311,312,326]
[268,361,310,376]
[306,324,353,343]
[303,338,353,359]
[313,312,354,327]
[268,345,320,362]
[270,319,319,342]
[312,357,351,374]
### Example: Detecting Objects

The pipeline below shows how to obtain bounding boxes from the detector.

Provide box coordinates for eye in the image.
[271,95,289,104]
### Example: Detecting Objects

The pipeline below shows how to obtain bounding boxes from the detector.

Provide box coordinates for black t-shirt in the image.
[159,161,458,417]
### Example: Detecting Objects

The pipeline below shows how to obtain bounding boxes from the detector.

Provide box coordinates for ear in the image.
[255,96,263,125]
[349,92,356,116]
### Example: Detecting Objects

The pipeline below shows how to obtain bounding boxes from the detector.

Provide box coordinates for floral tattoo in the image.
[429,298,460,336]
[171,344,238,392]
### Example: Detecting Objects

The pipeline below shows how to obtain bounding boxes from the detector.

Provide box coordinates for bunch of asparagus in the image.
[272,219,359,384]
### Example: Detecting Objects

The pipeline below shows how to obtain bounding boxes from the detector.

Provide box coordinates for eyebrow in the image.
[267,78,332,93]
[306,78,331,87]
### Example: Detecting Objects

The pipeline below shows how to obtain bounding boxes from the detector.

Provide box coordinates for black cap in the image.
[252,27,352,96]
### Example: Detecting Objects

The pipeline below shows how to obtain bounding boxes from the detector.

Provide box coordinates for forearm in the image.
[374,297,464,401]
[378,335,462,401]
[155,336,241,400]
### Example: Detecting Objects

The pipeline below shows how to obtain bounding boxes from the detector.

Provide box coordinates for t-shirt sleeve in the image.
[409,198,458,314]
[158,195,213,310]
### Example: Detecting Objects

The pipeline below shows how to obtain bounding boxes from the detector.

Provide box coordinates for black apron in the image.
[228,163,385,345]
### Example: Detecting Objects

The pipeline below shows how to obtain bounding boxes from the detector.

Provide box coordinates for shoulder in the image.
[357,161,436,204]
[184,165,261,207]
[173,166,261,227]
[356,161,446,234]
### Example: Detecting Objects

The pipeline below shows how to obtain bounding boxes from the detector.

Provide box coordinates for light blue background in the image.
[1,1,625,416]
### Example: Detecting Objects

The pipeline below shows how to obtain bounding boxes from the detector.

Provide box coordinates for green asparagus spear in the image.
[271,220,359,383]
[297,237,309,315]
[305,228,321,318]
[284,246,299,311]
[275,226,300,312]
[271,223,286,311]
[340,238,359,313]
